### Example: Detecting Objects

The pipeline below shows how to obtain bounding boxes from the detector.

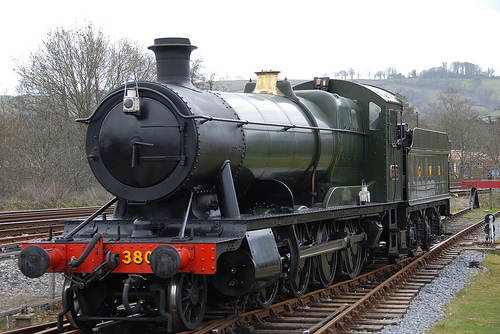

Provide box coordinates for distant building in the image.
[450,150,499,186]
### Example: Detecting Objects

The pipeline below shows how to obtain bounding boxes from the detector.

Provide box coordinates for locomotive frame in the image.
[18,37,450,332]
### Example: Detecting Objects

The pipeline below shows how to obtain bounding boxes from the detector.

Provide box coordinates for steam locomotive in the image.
[18,38,450,332]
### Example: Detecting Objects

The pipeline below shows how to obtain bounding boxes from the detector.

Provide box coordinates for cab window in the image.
[369,102,382,130]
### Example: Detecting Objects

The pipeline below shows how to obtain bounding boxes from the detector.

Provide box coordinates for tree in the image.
[385,67,394,79]
[0,96,24,196]
[335,70,348,80]
[0,103,9,194]
[432,89,480,179]
[16,24,156,120]
[190,57,225,91]
[348,68,356,80]
[9,24,156,198]
[395,93,418,128]
[463,62,480,77]
[481,119,500,170]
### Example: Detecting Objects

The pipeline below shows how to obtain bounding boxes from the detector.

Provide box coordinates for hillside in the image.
[216,77,500,117]
[357,77,500,116]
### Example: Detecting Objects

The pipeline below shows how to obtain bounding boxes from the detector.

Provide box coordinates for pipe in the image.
[178,191,194,238]
[64,197,118,240]
[123,276,142,314]
[68,233,102,268]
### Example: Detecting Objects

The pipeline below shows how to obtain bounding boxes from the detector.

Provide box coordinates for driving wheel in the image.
[168,273,207,330]
[256,280,280,308]
[62,277,97,331]
[288,224,312,297]
[316,221,338,287]
[339,220,365,279]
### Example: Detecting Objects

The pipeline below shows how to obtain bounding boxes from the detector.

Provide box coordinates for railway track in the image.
[449,187,493,197]
[0,207,113,224]
[0,206,114,250]
[2,209,496,334]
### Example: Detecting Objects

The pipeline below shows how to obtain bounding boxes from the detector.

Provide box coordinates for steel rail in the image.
[0,207,113,224]
[0,223,65,238]
[0,206,114,249]
[0,232,64,247]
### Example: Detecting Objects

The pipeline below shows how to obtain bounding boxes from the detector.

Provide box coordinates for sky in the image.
[1,0,500,95]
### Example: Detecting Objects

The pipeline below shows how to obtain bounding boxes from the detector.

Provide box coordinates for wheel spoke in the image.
[169,273,207,330]
[256,281,279,308]
[289,224,312,297]
[340,221,365,279]
[316,221,338,287]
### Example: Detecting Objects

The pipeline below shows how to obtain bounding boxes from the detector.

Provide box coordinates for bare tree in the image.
[0,97,25,196]
[395,93,418,128]
[0,106,10,195]
[432,89,480,179]
[16,24,156,120]
[477,118,500,172]
[338,70,348,80]
[190,57,225,91]
[348,68,356,80]
[9,24,156,198]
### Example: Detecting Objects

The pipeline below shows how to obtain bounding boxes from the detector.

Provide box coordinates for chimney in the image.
[148,37,197,87]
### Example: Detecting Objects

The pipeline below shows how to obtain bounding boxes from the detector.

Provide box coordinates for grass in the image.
[428,250,500,334]
[0,304,62,332]
[450,190,500,213]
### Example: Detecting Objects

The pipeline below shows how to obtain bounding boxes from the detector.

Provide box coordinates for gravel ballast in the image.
[379,219,499,334]
[0,256,64,313]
